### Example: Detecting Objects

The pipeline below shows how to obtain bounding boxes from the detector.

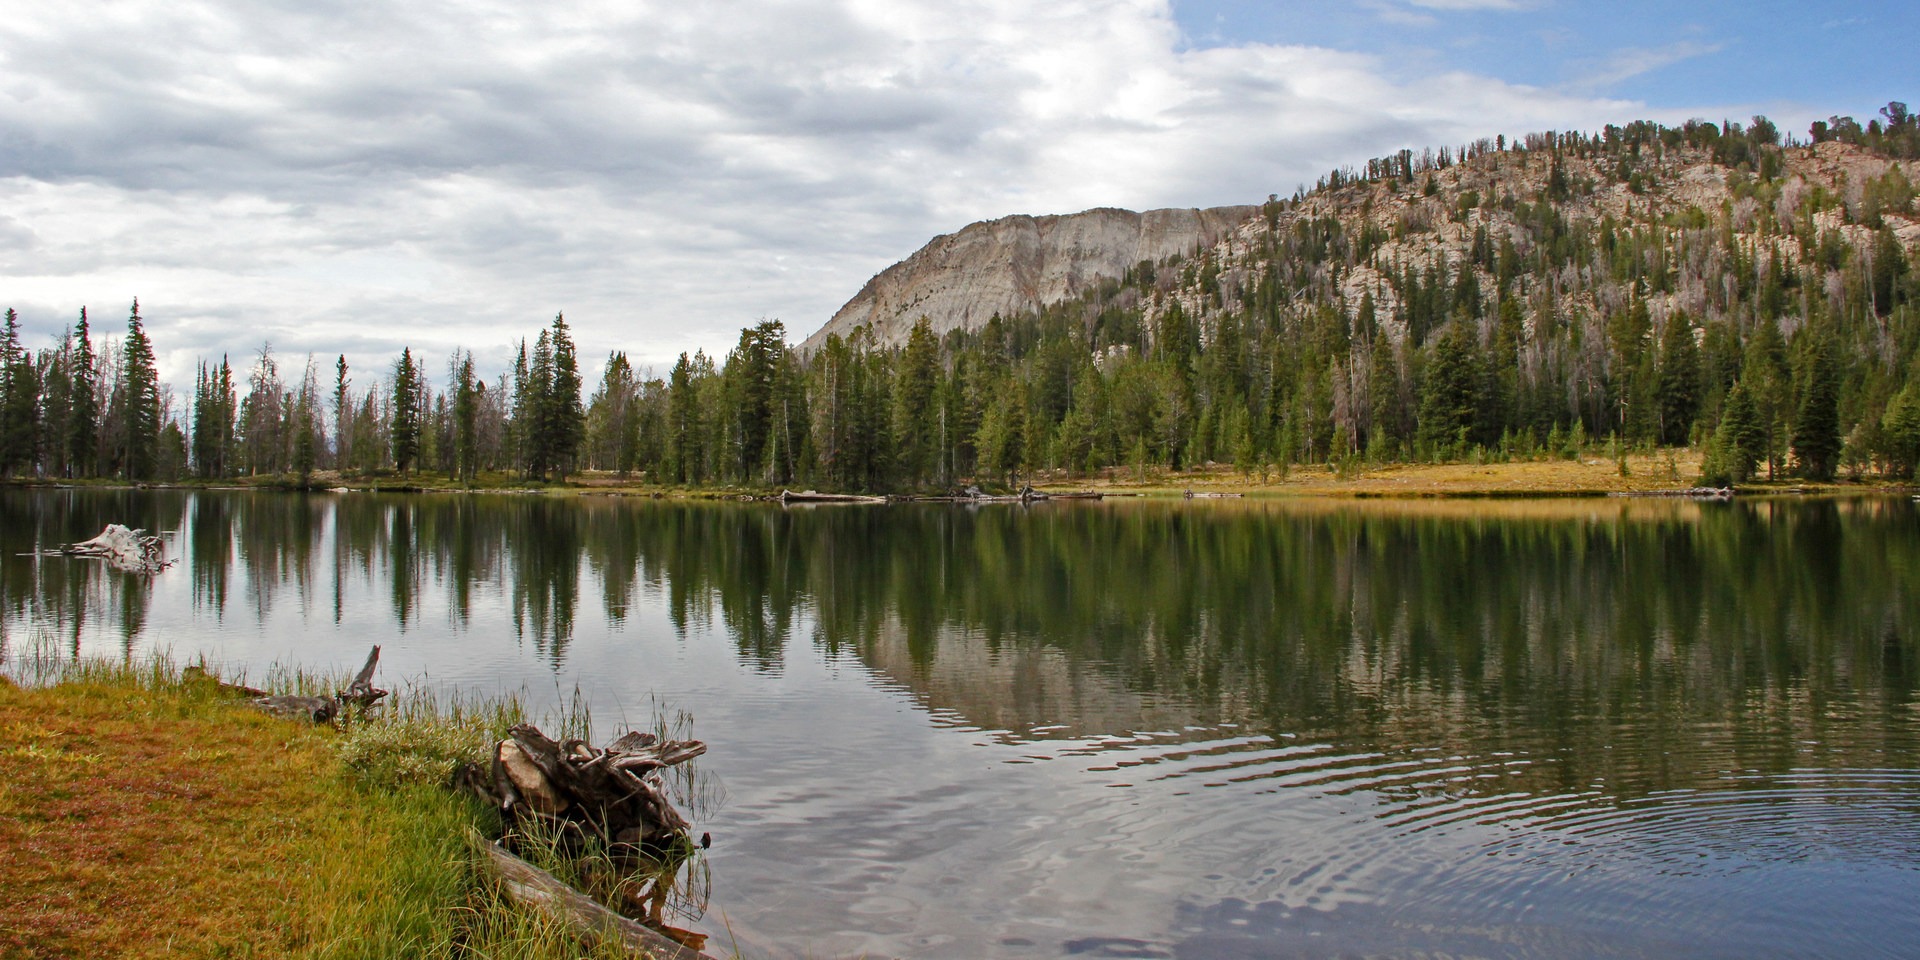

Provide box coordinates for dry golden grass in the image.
[0,674,347,958]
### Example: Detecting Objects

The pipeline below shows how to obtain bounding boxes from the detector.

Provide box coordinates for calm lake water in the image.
[4,489,1919,959]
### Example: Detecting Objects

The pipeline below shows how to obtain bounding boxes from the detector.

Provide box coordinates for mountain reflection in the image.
[4,491,1916,800]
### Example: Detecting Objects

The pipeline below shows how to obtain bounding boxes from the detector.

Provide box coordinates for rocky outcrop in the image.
[801,205,1257,352]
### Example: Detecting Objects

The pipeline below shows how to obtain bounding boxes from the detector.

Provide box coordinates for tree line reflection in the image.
[4,491,1915,794]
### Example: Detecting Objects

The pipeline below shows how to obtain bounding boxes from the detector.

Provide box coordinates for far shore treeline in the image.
[3,107,1920,491]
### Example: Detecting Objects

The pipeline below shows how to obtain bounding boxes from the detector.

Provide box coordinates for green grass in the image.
[0,645,696,960]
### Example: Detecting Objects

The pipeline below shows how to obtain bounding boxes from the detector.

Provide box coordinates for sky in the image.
[1,0,1913,395]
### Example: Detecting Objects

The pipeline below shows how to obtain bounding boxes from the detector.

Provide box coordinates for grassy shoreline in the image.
[6,448,1913,500]
[0,655,660,960]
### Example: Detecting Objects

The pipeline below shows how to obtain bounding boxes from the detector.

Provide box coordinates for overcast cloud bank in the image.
[0,0,1815,390]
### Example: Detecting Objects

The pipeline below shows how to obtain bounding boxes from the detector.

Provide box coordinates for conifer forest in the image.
[4,105,1918,491]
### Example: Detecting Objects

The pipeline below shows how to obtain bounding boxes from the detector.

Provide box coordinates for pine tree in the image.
[63,307,98,477]
[1881,383,1920,477]
[667,352,699,484]
[239,345,285,474]
[724,320,783,481]
[1418,321,1480,457]
[189,356,237,478]
[545,313,585,480]
[892,317,940,485]
[390,347,422,475]
[116,299,162,480]
[0,308,41,477]
[1743,319,1790,480]
[192,361,216,477]
[525,330,555,480]
[1791,334,1841,480]
[586,351,633,474]
[508,340,531,475]
[1702,377,1764,484]
[1655,312,1701,446]
[333,355,352,471]
[453,351,479,484]
[290,356,322,484]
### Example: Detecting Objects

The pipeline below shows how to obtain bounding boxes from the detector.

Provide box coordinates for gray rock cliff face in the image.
[801,205,1257,352]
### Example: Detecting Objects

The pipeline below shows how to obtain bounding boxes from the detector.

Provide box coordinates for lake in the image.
[3,489,1918,959]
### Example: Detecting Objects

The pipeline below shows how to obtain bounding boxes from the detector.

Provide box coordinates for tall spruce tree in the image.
[1656,312,1701,446]
[545,313,584,480]
[63,309,97,478]
[892,317,940,485]
[525,329,555,480]
[667,351,700,484]
[390,347,422,475]
[1791,333,1842,480]
[333,355,352,471]
[453,351,479,483]
[1418,321,1481,456]
[116,299,162,480]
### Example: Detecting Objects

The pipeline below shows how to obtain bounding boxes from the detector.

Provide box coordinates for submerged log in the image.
[471,833,713,960]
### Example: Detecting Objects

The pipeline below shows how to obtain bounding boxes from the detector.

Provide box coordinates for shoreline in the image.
[6,451,1914,501]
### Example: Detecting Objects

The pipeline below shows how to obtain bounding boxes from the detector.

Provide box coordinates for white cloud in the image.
[1,0,1656,392]
[1565,41,1725,93]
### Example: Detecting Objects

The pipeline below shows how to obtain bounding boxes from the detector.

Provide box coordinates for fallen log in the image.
[1183,489,1244,499]
[246,644,386,724]
[250,694,338,724]
[471,833,714,960]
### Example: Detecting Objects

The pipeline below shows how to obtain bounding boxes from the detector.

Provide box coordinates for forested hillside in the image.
[2,104,1917,490]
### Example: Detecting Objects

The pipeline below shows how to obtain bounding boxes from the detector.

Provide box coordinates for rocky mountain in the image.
[801,204,1257,352]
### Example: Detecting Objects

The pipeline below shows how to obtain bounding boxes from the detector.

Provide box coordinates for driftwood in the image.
[338,644,390,708]
[58,524,172,574]
[247,645,388,724]
[471,833,713,960]
[1183,489,1244,499]
[1608,487,1733,500]
[778,489,886,504]
[925,484,1054,503]
[458,723,710,933]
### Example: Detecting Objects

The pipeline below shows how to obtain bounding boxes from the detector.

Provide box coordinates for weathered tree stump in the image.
[58,524,172,574]
[458,723,710,936]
